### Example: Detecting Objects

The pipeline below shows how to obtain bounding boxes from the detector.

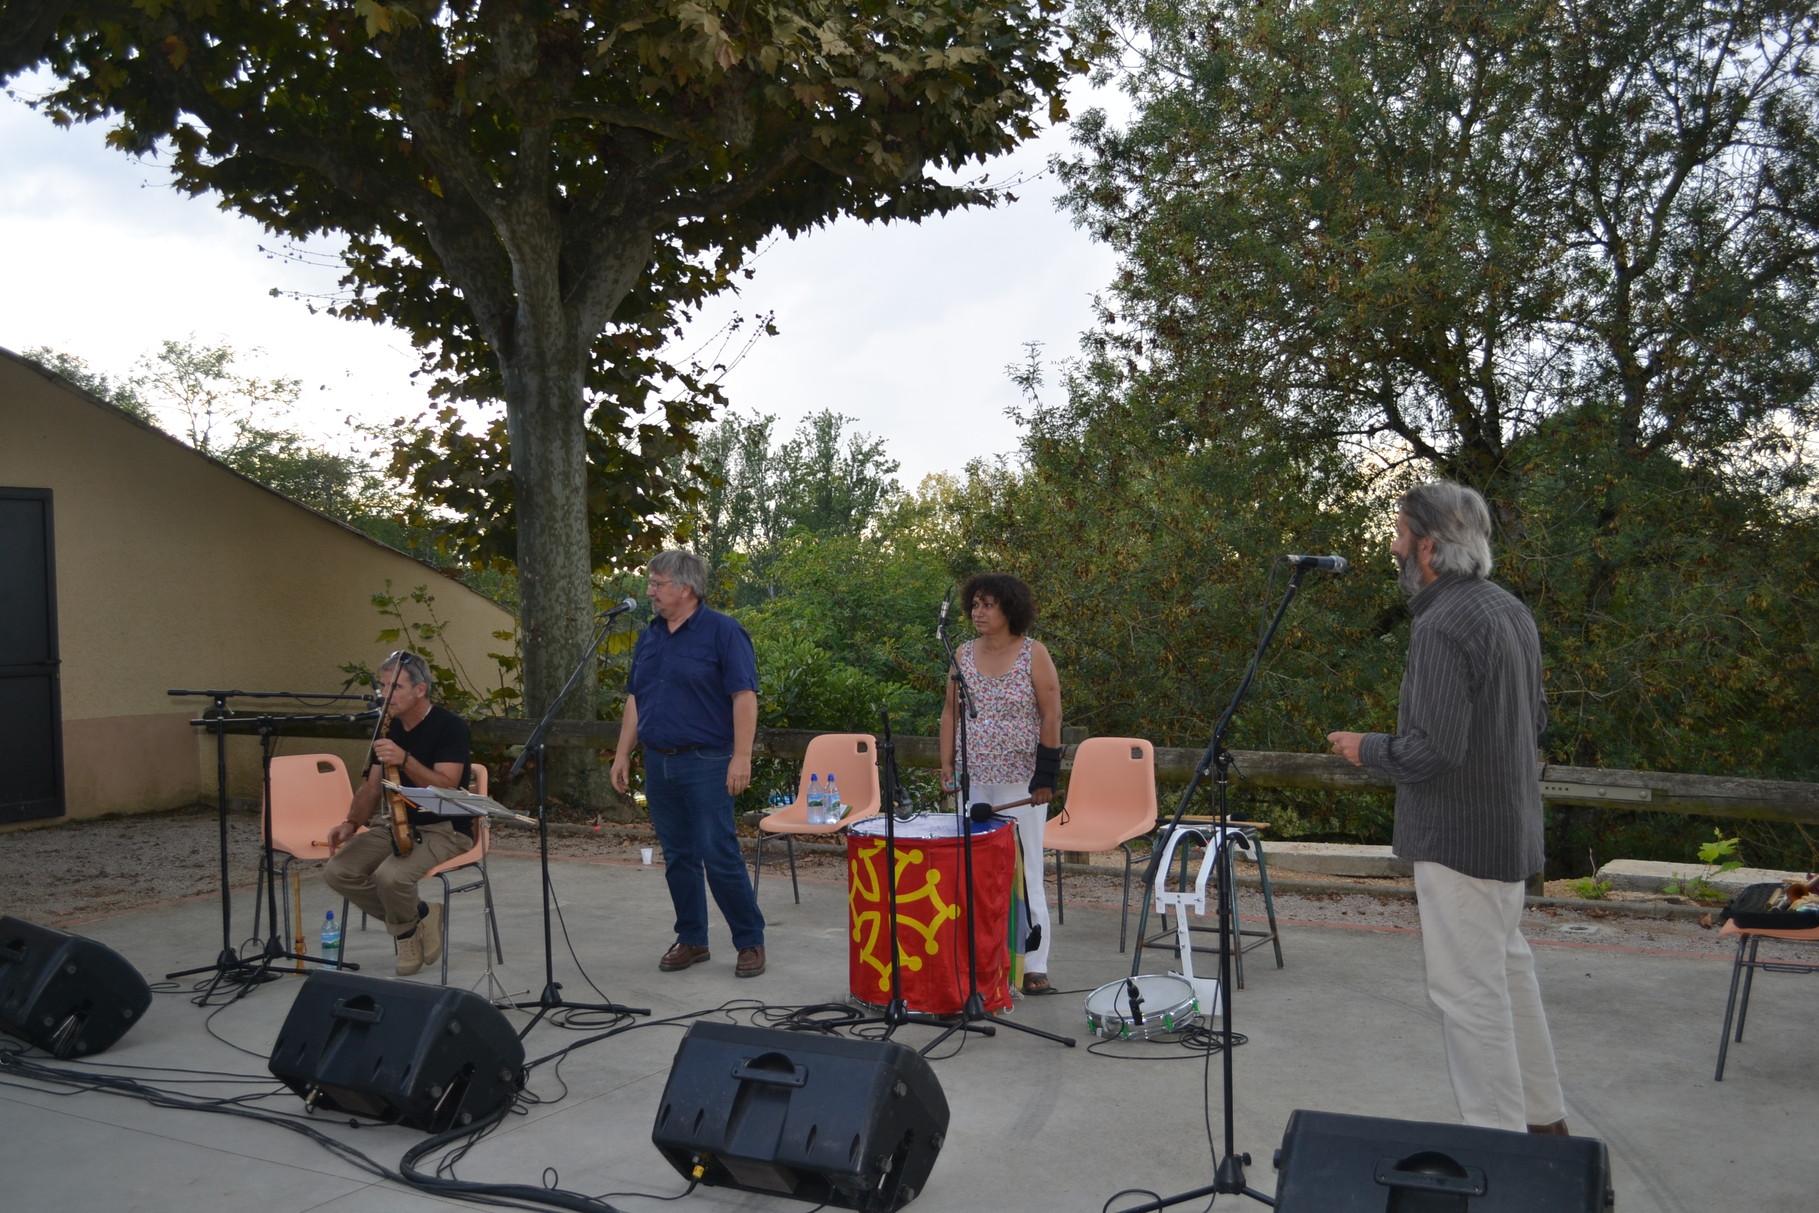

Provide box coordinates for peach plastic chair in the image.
[754,734,882,903]
[1042,737,1158,951]
[423,763,503,985]
[267,753,355,947]
[1713,916,1819,1080]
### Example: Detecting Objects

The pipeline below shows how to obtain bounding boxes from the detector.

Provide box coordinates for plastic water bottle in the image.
[806,774,824,825]
[320,909,342,968]
[825,774,843,823]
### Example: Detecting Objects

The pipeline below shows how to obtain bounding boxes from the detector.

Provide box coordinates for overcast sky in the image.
[0,72,1121,488]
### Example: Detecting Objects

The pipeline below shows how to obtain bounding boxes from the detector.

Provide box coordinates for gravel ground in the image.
[0,806,1776,960]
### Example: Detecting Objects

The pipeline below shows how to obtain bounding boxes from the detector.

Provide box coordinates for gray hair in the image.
[649,549,710,600]
[1398,481,1495,580]
[380,650,434,695]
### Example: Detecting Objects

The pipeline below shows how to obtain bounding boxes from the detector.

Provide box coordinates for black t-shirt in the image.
[377,704,475,837]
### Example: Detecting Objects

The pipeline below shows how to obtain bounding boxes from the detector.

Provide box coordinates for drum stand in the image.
[919,610,1074,1056]
[1114,564,1314,1212]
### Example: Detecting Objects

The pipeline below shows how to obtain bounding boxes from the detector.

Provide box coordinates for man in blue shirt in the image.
[611,550,767,977]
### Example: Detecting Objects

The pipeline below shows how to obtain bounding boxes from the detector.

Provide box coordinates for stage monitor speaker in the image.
[0,915,151,1059]
[268,970,525,1132]
[652,1022,949,1213]
[1273,1109,1614,1212]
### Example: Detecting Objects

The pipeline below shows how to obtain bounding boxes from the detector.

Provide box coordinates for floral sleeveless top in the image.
[957,637,1040,784]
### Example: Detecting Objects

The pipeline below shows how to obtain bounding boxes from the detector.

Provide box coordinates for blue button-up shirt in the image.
[625,604,759,751]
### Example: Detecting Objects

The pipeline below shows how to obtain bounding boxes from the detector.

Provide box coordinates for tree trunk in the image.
[501,348,604,810]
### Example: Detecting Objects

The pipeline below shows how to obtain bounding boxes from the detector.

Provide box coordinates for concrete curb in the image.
[497,819,1717,924]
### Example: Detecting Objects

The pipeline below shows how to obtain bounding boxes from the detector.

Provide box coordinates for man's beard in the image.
[1395,552,1425,597]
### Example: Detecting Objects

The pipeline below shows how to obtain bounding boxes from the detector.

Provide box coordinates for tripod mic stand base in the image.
[166,948,281,984]
[510,981,650,1036]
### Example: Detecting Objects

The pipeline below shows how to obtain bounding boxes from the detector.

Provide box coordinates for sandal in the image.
[1022,973,1056,995]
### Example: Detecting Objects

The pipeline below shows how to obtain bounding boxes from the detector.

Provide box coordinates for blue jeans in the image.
[645,747,765,950]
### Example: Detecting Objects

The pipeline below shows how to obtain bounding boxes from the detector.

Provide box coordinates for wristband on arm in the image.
[1029,744,1063,794]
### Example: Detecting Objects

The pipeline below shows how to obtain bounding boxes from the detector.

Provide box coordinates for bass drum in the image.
[1084,973,1199,1041]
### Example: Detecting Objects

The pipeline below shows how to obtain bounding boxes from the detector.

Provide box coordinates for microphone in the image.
[937,586,953,634]
[601,596,637,619]
[1284,554,1348,573]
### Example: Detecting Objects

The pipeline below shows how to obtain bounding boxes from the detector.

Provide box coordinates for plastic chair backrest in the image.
[793,733,883,821]
[428,764,489,877]
[267,754,355,860]
[1054,738,1158,848]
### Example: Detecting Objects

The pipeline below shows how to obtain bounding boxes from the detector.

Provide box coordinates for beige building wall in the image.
[0,349,517,826]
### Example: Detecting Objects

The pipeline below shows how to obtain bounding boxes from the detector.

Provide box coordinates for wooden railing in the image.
[245,715,1819,827]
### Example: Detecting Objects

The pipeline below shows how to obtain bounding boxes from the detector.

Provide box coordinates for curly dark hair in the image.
[960,573,1037,636]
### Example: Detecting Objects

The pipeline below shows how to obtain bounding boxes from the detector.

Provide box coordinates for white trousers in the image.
[1414,861,1566,1131]
[967,780,1052,973]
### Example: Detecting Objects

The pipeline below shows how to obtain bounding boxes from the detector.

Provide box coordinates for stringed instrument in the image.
[376,697,416,858]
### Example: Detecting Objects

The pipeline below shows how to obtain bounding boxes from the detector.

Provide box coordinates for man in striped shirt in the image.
[1328,481,1569,1136]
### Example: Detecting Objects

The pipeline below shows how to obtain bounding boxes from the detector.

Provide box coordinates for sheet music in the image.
[381,781,527,822]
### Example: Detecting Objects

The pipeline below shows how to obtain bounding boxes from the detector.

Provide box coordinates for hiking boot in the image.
[395,929,424,976]
[419,904,444,966]
[735,945,767,978]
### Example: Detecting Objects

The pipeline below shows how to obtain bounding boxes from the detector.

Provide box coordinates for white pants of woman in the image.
[1414,860,1567,1130]
[967,780,1052,974]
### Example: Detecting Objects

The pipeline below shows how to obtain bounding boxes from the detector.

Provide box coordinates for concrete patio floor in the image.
[1,846,1811,1213]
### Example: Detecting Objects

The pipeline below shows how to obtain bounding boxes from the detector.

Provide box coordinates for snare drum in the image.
[1084,973,1199,1040]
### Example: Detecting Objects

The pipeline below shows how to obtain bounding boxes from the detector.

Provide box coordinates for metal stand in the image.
[246,709,375,976]
[507,605,647,1035]
[919,606,1074,1055]
[845,711,968,1040]
[1114,565,1315,1212]
[162,689,367,992]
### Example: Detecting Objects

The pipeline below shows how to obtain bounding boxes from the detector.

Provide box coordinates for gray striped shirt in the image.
[1357,575,1546,882]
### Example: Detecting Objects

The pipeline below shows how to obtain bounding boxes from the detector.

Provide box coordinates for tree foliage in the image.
[674,407,903,602]
[13,0,1081,780]
[989,0,1819,865]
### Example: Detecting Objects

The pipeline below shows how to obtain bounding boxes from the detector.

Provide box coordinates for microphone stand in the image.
[920,608,1074,1055]
[507,607,648,1035]
[1115,565,1312,1212]
[845,711,954,1039]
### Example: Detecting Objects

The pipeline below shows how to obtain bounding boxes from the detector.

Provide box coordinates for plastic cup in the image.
[640,847,654,865]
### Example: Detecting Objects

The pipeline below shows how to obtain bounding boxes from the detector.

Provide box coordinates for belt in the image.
[653,744,702,755]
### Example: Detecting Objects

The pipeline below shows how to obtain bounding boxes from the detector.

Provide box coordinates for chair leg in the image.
[1055,849,1066,925]
[753,833,764,895]
[1254,837,1284,969]
[480,857,503,964]
[1223,843,1246,991]
[786,836,800,904]
[439,874,453,986]
[1733,934,1764,1044]
[1714,932,1752,1080]
[1118,842,1138,953]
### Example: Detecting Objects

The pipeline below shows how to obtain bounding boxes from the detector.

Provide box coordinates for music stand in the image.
[506,606,648,1035]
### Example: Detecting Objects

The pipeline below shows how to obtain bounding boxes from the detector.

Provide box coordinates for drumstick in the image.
[989,796,1035,811]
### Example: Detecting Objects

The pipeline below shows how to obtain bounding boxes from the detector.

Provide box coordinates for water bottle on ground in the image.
[320,909,342,968]
[806,774,824,825]
[825,774,843,823]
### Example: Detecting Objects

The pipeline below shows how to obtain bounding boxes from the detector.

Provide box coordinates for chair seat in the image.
[751,734,882,904]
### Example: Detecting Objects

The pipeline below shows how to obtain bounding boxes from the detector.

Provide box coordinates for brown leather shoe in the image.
[659,941,710,972]
[735,945,766,978]
[1527,1119,1570,1135]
